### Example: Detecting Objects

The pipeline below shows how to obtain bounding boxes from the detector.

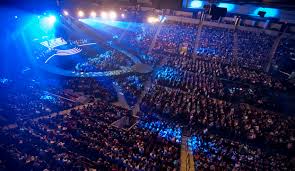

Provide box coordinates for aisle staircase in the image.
[132,77,152,116]
[192,23,203,58]
[265,35,283,72]
[233,31,238,65]
[180,136,195,171]
[118,22,132,43]
[112,82,130,110]
[148,22,164,54]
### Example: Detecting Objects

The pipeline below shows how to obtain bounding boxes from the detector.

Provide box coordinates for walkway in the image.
[265,35,283,72]
[41,64,133,77]
[233,31,238,65]
[180,136,195,171]
[132,76,152,116]
[193,23,203,58]
[118,22,132,43]
[112,81,131,110]
[148,22,164,54]
[110,43,142,64]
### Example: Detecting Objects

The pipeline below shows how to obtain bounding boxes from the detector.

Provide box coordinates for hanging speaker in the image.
[211,6,227,20]
[258,11,266,17]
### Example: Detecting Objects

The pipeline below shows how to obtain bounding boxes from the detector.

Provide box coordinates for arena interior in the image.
[0,0,295,170]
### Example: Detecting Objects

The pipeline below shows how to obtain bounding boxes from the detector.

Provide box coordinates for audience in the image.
[275,38,295,74]
[237,30,275,70]
[1,13,294,170]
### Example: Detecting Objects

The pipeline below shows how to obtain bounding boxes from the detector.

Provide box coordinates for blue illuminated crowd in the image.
[197,26,234,63]
[117,75,146,106]
[1,9,295,171]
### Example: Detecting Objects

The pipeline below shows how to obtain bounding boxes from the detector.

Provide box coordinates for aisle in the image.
[180,136,195,171]
[112,81,131,110]
[132,76,152,116]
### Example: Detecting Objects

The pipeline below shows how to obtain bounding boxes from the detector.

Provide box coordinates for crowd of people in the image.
[153,21,197,56]
[188,128,291,170]
[275,37,295,74]
[0,77,76,126]
[197,26,234,63]
[237,30,275,70]
[76,49,133,72]
[120,23,158,55]
[0,101,180,170]
[1,10,295,170]
[117,75,146,107]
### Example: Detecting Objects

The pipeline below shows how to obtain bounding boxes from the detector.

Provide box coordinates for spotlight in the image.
[48,15,56,24]
[101,11,107,19]
[90,11,96,18]
[109,11,117,20]
[78,10,84,18]
[38,16,41,19]
[14,16,18,19]
[121,13,125,18]
[147,16,159,23]
[63,10,69,16]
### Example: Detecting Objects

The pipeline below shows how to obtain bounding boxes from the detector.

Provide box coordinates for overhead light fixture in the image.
[63,10,69,16]
[109,11,117,20]
[90,11,96,18]
[78,10,84,18]
[101,11,107,19]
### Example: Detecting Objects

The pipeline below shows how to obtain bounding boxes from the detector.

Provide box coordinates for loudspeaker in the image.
[258,11,266,17]
[219,7,227,17]
[211,6,227,20]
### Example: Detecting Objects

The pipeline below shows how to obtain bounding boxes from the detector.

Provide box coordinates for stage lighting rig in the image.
[147,16,159,23]
[78,10,84,18]
[90,11,96,18]
[101,11,107,19]
[63,10,69,16]
[48,15,56,24]
[109,11,117,20]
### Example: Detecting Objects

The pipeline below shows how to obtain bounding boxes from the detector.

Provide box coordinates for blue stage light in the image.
[218,3,235,12]
[15,16,18,19]
[189,0,203,9]
[101,11,107,19]
[252,7,279,18]
[39,15,57,32]
[109,11,117,20]
[48,15,56,24]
